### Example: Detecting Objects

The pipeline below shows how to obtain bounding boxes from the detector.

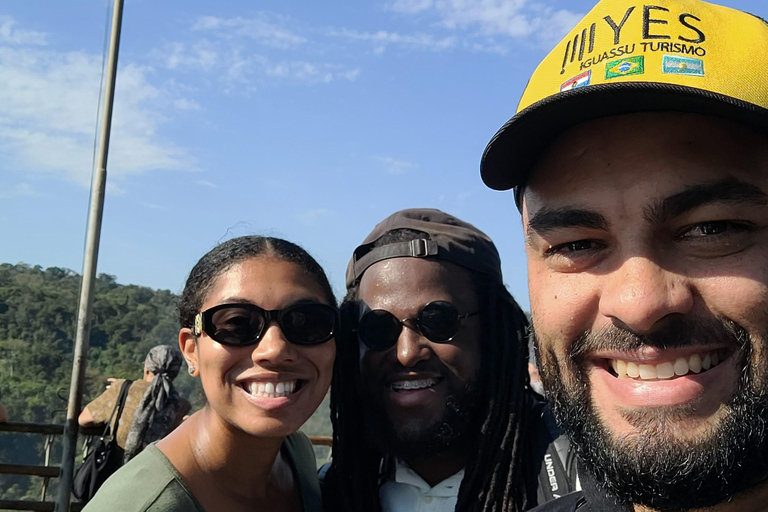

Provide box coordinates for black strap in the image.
[530,395,579,504]
[101,380,132,439]
[353,239,439,283]
[538,435,573,501]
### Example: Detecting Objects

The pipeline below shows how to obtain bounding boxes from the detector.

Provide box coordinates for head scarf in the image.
[124,345,184,461]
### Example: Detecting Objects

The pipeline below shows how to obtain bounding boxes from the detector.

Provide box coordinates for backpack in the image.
[531,394,580,504]
[73,379,132,502]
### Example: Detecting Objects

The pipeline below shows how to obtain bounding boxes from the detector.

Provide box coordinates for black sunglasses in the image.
[194,302,339,347]
[357,300,480,352]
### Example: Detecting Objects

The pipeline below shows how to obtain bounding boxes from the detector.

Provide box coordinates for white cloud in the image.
[390,0,435,14]
[0,16,46,45]
[389,0,582,45]
[0,182,36,199]
[158,16,360,89]
[158,40,359,88]
[328,28,455,54]
[536,8,584,45]
[0,30,193,187]
[375,156,417,175]
[337,68,362,81]
[265,60,360,84]
[465,40,511,55]
[174,98,202,111]
[192,14,306,49]
[161,41,218,71]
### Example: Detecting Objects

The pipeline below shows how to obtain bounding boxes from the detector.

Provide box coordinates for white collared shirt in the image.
[380,459,464,512]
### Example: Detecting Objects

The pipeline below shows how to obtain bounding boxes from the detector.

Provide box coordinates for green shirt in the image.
[83,432,321,512]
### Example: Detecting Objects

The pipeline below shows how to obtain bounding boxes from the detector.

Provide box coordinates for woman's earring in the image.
[188,365,195,374]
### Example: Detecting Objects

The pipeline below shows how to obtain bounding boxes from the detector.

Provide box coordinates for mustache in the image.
[362,359,450,388]
[569,316,749,361]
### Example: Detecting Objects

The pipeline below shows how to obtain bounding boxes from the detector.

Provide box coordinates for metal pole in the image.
[56,0,124,509]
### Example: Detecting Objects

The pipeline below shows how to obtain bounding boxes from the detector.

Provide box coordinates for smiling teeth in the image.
[611,351,722,380]
[656,362,674,379]
[391,379,437,391]
[247,380,297,398]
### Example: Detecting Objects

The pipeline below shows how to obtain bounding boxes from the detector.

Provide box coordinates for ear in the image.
[179,328,200,377]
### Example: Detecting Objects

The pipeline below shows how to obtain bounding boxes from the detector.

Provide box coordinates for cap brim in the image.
[480,82,768,194]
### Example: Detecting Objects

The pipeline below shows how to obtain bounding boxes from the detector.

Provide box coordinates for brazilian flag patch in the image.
[605,55,644,79]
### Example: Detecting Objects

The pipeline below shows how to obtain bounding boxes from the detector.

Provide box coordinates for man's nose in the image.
[395,324,431,367]
[599,256,694,334]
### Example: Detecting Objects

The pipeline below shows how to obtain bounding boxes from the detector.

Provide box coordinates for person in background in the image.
[323,209,576,512]
[85,235,338,512]
[0,400,7,423]
[79,345,191,462]
[480,0,768,510]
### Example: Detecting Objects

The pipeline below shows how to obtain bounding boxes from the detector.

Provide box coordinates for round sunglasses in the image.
[357,300,480,352]
[194,302,339,346]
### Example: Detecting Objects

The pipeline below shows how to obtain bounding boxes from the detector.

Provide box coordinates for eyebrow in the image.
[218,297,252,305]
[645,178,768,223]
[527,207,609,236]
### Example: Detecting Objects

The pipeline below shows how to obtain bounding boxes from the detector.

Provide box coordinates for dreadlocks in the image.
[323,229,537,512]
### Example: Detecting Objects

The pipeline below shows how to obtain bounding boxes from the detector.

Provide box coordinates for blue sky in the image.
[1,0,765,311]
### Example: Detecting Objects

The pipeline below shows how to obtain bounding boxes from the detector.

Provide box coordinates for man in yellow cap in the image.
[481,0,768,511]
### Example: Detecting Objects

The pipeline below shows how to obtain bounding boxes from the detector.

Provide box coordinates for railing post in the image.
[55,1,124,510]
[41,434,55,500]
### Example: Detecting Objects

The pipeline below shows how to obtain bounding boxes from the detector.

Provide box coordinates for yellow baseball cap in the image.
[480,0,768,205]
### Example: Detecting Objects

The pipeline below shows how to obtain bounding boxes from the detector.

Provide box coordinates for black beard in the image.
[359,372,484,460]
[536,316,768,511]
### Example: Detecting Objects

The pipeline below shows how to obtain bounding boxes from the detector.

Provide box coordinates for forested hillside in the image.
[0,263,332,500]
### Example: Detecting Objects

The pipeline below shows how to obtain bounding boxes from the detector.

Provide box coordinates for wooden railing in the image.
[0,422,332,512]
[0,422,96,511]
